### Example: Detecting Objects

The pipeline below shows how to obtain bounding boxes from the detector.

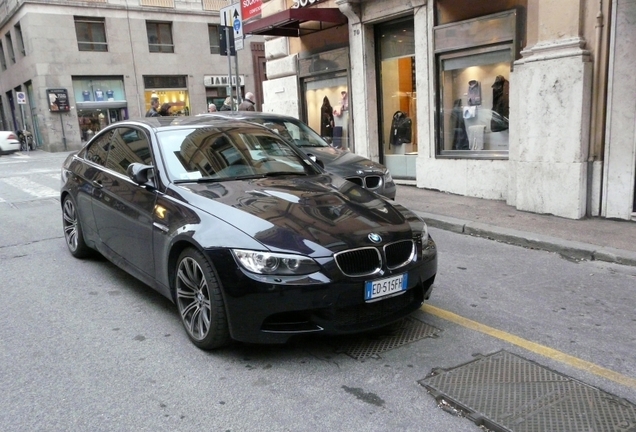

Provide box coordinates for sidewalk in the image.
[394,184,636,267]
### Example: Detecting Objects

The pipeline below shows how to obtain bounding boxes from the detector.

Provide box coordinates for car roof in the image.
[200,112,300,122]
[112,116,277,131]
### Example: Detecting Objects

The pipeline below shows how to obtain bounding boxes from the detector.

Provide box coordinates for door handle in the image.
[93,179,103,188]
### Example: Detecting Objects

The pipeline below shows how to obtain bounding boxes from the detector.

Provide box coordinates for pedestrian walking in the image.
[238,92,256,111]
[220,97,234,111]
[145,97,160,117]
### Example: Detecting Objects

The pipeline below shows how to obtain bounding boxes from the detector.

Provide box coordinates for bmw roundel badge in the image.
[368,233,382,243]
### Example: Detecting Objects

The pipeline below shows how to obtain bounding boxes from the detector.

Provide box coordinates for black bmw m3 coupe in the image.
[60,116,437,349]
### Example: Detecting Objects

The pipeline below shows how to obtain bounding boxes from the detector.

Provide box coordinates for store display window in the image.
[434,9,519,158]
[298,48,351,152]
[72,77,125,102]
[438,50,511,153]
[303,75,349,150]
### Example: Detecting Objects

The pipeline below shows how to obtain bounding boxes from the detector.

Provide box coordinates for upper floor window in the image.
[208,25,220,54]
[75,17,108,52]
[14,24,25,56]
[0,41,6,70]
[146,22,174,53]
[5,33,15,63]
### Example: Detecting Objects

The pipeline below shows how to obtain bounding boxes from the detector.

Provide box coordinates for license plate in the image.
[364,273,408,302]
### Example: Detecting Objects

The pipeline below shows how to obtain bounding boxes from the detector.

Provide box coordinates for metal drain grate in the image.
[333,316,440,360]
[419,350,636,432]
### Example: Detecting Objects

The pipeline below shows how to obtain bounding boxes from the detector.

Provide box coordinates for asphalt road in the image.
[1,151,635,431]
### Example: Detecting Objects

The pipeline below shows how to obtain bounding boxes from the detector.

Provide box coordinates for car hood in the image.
[299,146,387,177]
[175,175,416,257]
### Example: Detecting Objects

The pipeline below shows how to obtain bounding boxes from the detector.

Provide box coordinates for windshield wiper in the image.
[262,171,308,177]
[174,174,267,184]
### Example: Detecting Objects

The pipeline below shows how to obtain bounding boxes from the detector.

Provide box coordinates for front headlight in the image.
[384,170,393,183]
[422,222,429,241]
[232,249,320,275]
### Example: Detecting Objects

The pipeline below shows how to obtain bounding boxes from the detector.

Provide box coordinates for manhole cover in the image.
[333,316,440,360]
[419,350,636,432]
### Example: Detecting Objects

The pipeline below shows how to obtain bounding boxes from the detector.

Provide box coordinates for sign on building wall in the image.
[204,75,245,87]
[46,89,70,112]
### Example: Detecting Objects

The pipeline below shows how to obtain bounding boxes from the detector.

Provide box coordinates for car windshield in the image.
[157,126,317,183]
[243,118,330,149]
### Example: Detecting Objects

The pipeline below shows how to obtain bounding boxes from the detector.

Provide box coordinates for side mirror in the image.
[127,162,155,187]
[306,153,324,168]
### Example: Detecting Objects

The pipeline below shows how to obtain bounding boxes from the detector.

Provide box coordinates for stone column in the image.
[508,0,592,219]
[336,0,379,161]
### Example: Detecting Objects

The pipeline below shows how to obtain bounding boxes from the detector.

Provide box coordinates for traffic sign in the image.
[220,3,243,51]
[16,91,26,105]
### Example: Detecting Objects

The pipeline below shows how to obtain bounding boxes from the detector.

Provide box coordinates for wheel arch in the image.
[167,239,212,302]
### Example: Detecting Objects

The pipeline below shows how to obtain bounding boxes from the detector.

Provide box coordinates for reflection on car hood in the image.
[300,147,387,177]
[178,174,412,256]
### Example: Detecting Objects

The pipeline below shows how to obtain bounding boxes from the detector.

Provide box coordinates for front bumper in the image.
[208,242,437,344]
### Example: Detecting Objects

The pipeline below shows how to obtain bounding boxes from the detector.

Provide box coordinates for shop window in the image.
[5,33,15,63]
[0,41,6,70]
[298,48,351,151]
[434,10,519,158]
[143,75,190,116]
[14,24,25,56]
[208,25,220,54]
[146,21,174,53]
[303,75,349,150]
[74,17,108,52]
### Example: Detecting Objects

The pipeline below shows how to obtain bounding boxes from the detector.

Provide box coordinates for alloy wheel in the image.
[176,256,212,341]
[62,199,79,252]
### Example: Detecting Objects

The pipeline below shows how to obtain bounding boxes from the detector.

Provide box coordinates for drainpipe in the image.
[586,1,604,217]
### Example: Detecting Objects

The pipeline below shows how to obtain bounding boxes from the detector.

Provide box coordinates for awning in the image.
[244,8,347,37]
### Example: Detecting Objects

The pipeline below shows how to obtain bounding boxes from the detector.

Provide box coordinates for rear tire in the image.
[62,196,91,258]
[175,248,230,350]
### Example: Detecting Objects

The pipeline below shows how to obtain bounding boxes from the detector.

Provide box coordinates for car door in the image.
[91,126,157,278]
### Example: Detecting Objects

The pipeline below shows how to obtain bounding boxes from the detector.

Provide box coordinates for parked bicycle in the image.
[16,130,35,151]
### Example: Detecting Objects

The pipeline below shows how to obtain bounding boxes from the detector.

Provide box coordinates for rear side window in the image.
[84,132,113,166]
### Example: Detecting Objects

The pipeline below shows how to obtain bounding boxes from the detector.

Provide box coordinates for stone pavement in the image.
[394,184,636,267]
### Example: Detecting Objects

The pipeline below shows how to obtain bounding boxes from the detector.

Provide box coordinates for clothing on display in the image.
[320,96,335,141]
[467,80,482,106]
[390,111,412,146]
[468,124,485,150]
[451,99,469,150]
[462,106,477,119]
[491,75,509,132]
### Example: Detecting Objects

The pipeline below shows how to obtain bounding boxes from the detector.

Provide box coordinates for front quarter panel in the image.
[152,188,266,298]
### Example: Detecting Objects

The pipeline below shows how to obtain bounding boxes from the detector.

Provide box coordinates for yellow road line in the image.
[421,304,636,389]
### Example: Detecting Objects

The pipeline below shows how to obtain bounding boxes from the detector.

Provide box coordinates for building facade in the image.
[248,0,636,221]
[0,0,265,152]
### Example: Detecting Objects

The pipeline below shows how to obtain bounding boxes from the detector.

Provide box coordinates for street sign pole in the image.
[224,24,234,110]
[16,91,28,152]
[221,3,244,109]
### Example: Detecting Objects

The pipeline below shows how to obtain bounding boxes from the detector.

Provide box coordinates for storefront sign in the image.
[291,0,325,8]
[241,0,261,23]
[46,88,70,112]
[204,75,245,87]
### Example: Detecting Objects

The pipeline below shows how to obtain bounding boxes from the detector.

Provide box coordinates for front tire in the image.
[62,195,91,258]
[175,248,230,350]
